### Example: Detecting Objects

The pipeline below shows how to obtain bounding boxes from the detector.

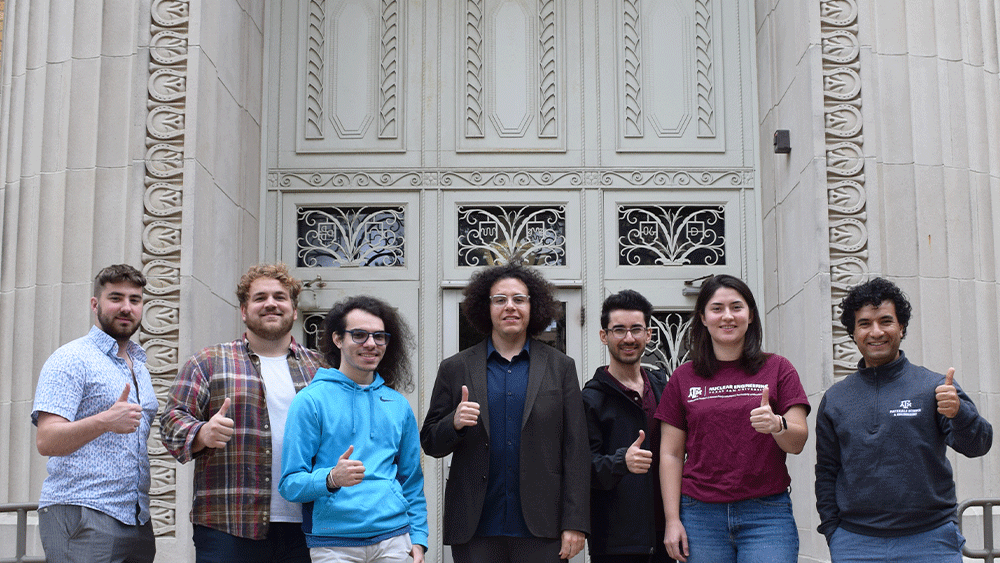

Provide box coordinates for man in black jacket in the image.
[583,290,674,563]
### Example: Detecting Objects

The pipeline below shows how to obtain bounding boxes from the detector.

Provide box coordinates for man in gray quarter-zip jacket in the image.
[815,277,992,563]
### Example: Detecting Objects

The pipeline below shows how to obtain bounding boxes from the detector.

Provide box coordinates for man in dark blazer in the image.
[421,262,590,563]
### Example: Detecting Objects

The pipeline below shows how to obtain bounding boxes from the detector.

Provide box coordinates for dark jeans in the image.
[451,536,561,563]
[38,504,155,563]
[590,541,676,563]
[193,522,310,563]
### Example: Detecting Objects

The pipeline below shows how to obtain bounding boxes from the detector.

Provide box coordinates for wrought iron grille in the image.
[643,310,694,375]
[297,206,405,268]
[618,204,725,266]
[457,205,567,267]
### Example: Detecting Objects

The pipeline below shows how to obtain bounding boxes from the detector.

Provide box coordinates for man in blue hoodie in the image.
[280,295,427,563]
[815,277,993,563]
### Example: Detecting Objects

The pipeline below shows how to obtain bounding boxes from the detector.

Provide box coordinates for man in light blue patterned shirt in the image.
[32,264,158,563]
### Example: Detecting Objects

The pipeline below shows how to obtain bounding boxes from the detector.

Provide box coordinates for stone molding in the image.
[142,0,190,538]
[270,168,754,188]
[821,0,868,377]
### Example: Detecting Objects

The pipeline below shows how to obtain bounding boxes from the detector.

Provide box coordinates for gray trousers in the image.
[38,504,156,563]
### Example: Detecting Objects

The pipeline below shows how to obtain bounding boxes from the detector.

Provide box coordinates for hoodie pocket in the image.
[312,478,409,536]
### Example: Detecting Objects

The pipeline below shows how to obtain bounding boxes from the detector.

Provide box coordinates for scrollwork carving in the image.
[618,205,726,266]
[271,168,754,188]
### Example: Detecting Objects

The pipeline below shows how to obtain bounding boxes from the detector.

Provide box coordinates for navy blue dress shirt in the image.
[475,338,533,537]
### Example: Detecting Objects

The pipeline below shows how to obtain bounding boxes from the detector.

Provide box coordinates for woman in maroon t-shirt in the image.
[655,275,810,563]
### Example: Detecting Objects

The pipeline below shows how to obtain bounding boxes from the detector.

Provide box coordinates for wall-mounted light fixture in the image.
[774,130,791,153]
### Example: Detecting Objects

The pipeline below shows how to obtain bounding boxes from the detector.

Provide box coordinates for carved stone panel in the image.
[458,0,566,151]
[616,0,725,152]
[297,0,405,152]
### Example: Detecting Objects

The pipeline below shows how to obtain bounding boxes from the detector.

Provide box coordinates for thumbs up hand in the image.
[452,385,481,431]
[625,430,652,474]
[750,385,782,434]
[327,445,366,489]
[104,383,143,434]
[935,368,960,419]
[199,397,235,449]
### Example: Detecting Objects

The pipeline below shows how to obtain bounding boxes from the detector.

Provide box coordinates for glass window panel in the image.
[457,300,567,355]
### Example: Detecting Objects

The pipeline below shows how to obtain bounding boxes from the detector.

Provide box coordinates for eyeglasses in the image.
[490,294,530,307]
[343,329,391,345]
[605,326,647,339]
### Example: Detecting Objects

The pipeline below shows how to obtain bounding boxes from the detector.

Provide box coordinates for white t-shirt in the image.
[258,354,303,523]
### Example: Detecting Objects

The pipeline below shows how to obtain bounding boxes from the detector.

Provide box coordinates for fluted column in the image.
[0,0,149,516]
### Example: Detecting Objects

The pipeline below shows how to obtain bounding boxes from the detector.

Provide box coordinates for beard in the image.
[96,303,141,341]
[244,310,295,341]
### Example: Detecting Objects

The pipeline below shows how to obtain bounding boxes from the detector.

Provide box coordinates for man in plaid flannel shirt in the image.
[161,263,326,563]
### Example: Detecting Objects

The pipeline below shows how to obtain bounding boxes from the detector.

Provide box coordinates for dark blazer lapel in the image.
[468,340,491,436]
[522,339,546,429]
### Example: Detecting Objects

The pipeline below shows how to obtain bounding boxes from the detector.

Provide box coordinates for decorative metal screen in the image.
[642,310,694,375]
[302,312,326,351]
[457,205,567,266]
[297,206,405,267]
[618,204,725,266]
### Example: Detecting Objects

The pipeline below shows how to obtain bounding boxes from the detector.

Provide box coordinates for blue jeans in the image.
[829,522,965,563]
[193,523,310,563]
[679,492,798,563]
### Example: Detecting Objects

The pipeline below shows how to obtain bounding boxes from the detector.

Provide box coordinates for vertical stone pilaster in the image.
[821,0,869,377]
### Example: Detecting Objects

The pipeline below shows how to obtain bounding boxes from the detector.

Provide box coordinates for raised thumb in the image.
[117,383,131,402]
[632,429,646,448]
[461,385,469,403]
[945,368,954,387]
[761,385,770,408]
[340,444,355,460]
[217,397,231,418]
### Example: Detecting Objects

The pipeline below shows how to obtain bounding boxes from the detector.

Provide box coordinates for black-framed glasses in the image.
[605,326,647,339]
[490,294,530,307]
[344,329,391,345]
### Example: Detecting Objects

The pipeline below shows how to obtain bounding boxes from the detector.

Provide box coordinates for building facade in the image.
[1,0,997,561]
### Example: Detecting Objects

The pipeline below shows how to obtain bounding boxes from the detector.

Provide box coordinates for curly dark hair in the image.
[318,295,415,392]
[93,264,146,297]
[236,263,302,309]
[839,277,911,337]
[461,262,558,338]
[600,289,653,328]
[687,274,768,379]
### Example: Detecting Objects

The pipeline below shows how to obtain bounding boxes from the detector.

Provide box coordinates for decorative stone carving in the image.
[378,0,400,139]
[622,0,643,138]
[142,0,189,537]
[694,0,715,138]
[538,0,557,137]
[465,0,485,138]
[821,0,868,377]
[305,0,325,139]
[273,168,754,188]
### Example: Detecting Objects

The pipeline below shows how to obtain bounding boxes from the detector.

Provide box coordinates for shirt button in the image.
[265,477,270,482]
[264,424,270,430]
[265,450,272,455]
